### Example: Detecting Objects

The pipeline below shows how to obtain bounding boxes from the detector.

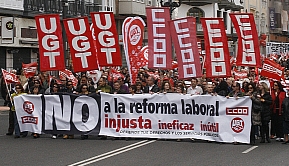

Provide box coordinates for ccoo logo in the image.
[231,117,244,133]
[23,101,34,114]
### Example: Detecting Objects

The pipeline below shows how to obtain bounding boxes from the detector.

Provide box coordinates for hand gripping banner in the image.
[35,14,65,71]
[63,17,98,72]
[229,13,261,67]
[123,17,146,85]
[146,7,172,69]
[201,18,231,78]
[90,12,122,67]
[169,17,202,79]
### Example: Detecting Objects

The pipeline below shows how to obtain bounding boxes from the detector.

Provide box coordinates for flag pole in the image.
[1,69,13,107]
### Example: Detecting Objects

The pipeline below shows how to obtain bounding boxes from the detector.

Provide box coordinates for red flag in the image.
[35,14,65,71]
[90,12,122,66]
[172,61,178,69]
[109,68,124,82]
[59,69,78,87]
[123,17,146,85]
[22,62,37,78]
[201,18,231,78]
[233,70,248,80]
[169,17,202,79]
[230,13,261,67]
[146,7,172,69]
[260,59,284,80]
[63,17,98,72]
[2,69,20,84]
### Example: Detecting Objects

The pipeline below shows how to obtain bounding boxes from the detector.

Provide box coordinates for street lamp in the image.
[159,0,182,18]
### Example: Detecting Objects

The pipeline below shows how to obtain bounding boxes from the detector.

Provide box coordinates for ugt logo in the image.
[23,101,34,114]
[231,117,244,133]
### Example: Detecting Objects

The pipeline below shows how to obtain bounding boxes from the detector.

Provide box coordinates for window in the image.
[187,7,204,23]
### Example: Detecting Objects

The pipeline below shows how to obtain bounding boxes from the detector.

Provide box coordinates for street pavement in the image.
[1,96,289,166]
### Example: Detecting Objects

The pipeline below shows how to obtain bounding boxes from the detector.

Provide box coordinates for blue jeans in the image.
[13,111,28,136]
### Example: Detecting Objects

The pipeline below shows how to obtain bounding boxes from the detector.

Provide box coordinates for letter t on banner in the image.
[229,13,261,67]
[169,17,202,79]
[146,7,172,69]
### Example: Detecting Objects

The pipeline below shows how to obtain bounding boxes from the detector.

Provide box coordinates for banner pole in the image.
[1,69,13,107]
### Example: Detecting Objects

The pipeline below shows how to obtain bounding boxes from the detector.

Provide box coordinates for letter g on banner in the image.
[73,96,99,131]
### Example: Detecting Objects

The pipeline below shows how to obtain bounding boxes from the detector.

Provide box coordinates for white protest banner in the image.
[14,95,43,134]
[100,93,251,143]
[266,42,289,55]
[14,94,101,135]
[14,93,251,143]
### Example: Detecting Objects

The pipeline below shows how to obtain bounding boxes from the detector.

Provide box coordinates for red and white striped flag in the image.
[59,69,78,87]
[1,69,20,84]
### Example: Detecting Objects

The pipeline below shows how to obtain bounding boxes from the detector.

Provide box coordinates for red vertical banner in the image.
[229,13,261,67]
[63,17,98,72]
[146,7,172,69]
[169,17,202,79]
[122,17,146,85]
[201,18,231,78]
[90,12,122,67]
[35,14,65,71]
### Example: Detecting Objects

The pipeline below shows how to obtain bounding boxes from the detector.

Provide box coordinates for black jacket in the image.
[260,92,273,121]
[143,84,160,93]
[282,97,289,121]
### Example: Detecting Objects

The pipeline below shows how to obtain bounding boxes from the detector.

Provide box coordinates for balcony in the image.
[182,0,219,6]
[218,0,243,11]
[23,0,109,18]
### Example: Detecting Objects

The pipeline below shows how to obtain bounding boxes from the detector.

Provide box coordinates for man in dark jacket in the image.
[143,76,159,93]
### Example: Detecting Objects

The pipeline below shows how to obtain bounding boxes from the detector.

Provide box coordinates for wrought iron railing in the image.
[23,0,106,17]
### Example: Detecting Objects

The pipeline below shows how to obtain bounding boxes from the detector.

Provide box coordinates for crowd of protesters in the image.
[2,64,289,145]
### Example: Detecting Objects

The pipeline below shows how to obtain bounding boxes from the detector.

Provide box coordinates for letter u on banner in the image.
[229,13,261,67]
[146,7,172,69]
[63,17,98,72]
[201,18,231,78]
[169,17,202,79]
[35,14,65,71]
[90,12,122,67]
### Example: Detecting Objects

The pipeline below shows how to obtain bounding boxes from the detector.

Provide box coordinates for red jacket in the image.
[271,90,286,115]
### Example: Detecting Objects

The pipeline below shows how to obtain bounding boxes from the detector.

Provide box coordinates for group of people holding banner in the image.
[1,64,289,145]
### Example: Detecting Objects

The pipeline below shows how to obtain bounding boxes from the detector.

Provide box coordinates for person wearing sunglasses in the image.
[66,80,76,94]
[11,84,28,138]
[227,82,244,98]
[271,81,286,142]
